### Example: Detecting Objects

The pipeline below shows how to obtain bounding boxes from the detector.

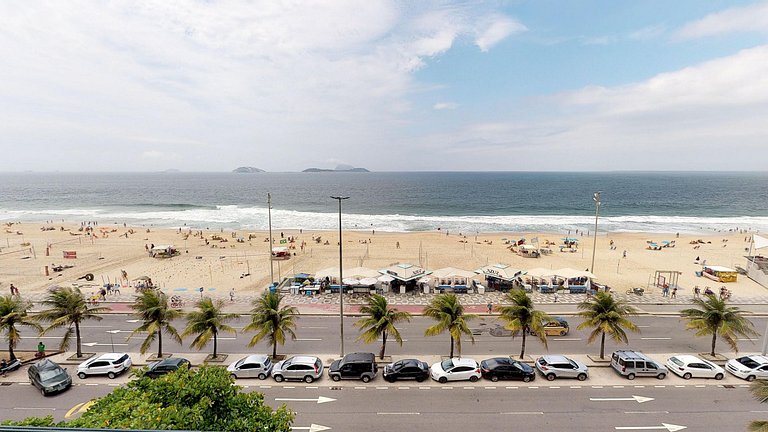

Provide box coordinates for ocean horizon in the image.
[2,171,767,234]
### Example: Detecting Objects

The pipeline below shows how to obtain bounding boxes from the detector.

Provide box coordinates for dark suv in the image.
[329,352,378,382]
[144,358,191,378]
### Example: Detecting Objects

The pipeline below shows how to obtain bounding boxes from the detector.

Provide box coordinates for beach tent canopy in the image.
[151,245,174,252]
[755,235,768,250]
[272,246,289,253]
[432,267,477,279]
[315,266,380,280]
[379,263,431,282]
[342,277,360,285]
[474,263,525,281]
[133,276,151,281]
[525,267,556,278]
[377,274,394,283]
[358,277,379,286]
[704,265,737,273]
[553,268,596,279]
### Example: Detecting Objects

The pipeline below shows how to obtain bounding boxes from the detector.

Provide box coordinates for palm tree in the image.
[181,298,237,359]
[355,294,411,360]
[423,293,476,358]
[128,290,183,358]
[0,295,41,361]
[576,291,639,359]
[243,291,298,358]
[749,380,768,432]
[680,295,758,357]
[35,287,108,358]
[496,290,551,359]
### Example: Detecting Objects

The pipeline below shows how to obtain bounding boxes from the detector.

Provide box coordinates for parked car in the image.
[382,358,429,383]
[666,355,724,380]
[329,352,378,382]
[430,358,481,383]
[480,357,535,382]
[28,359,71,396]
[535,355,589,381]
[77,353,132,379]
[272,356,323,383]
[144,357,191,379]
[726,355,768,381]
[531,318,570,336]
[610,350,667,380]
[227,354,273,379]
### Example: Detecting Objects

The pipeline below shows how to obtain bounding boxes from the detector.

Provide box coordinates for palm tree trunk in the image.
[157,330,163,358]
[273,340,277,358]
[75,321,82,358]
[600,331,606,359]
[213,329,218,358]
[449,335,454,358]
[9,344,16,362]
[520,331,527,359]
[380,331,387,360]
[711,332,717,357]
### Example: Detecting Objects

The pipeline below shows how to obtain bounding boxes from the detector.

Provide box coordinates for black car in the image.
[480,357,536,382]
[329,352,378,382]
[144,358,191,378]
[28,359,72,396]
[383,359,429,383]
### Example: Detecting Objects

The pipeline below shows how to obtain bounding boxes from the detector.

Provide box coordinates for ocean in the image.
[1,172,767,234]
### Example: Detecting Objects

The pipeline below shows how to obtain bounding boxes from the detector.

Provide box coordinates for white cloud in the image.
[433,102,458,110]
[676,1,768,39]
[474,14,527,52]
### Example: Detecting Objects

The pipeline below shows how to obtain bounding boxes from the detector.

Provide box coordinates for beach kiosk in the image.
[378,263,432,294]
[430,267,478,294]
[702,265,738,283]
[315,266,380,293]
[474,264,525,292]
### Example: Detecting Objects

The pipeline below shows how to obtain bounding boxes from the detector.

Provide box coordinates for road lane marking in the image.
[376,386,388,390]
[295,338,323,341]
[558,338,582,341]
[590,396,654,403]
[377,412,420,415]
[14,407,55,411]
[275,397,335,404]
[500,411,544,415]
[624,411,670,414]
[303,326,328,329]
[640,337,671,340]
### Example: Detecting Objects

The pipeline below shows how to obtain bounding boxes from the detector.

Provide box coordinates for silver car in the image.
[271,356,323,383]
[227,355,273,379]
[535,355,589,381]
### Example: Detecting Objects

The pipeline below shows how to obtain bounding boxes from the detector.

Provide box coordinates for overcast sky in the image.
[1,1,767,172]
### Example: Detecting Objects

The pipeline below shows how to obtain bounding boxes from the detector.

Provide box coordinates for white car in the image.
[726,355,768,381]
[77,353,132,379]
[666,355,724,380]
[227,354,273,379]
[430,358,480,383]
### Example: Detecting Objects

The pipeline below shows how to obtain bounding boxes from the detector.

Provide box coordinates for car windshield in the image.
[115,354,129,364]
[441,359,454,371]
[39,369,66,381]
[738,357,761,368]
[392,361,405,370]
[669,357,684,367]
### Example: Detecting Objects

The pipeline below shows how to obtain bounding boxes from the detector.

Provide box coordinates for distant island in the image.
[232,167,265,173]
[302,164,370,173]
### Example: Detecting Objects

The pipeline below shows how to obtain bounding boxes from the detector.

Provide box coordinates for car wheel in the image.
[107,372,116,379]
[522,375,532,383]
[490,375,499,382]
[577,373,587,381]
[715,373,724,380]
[657,373,666,380]
[627,373,636,380]
[747,375,757,382]
[304,375,314,383]
[387,376,396,383]
[546,373,556,381]
[274,375,284,382]
[41,388,47,397]
[683,372,692,380]
[559,330,567,336]
[230,373,238,380]
[258,373,267,380]
[78,372,86,379]
[331,374,341,382]
[438,376,448,384]
[362,375,371,383]
[469,375,479,383]
[415,376,424,383]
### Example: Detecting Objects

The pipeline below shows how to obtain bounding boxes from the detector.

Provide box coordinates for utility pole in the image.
[331,195,350,357]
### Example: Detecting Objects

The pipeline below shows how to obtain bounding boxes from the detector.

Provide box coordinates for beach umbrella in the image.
[358,277,379,286]
[133,276,151,281]
[342,277,360,285]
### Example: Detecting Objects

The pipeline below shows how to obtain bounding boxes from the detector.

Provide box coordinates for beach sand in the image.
[0,222,763,299]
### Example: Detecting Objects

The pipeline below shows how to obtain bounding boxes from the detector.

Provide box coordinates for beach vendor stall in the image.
[474,263,525,292]
[271,246,291,260]
[516,244,541,258]
[378,263,432,294]
[151,245,178,259]
[551,268,596,294]
[431,267,478,294]
[701,265,738,283]
[316,266,380,293]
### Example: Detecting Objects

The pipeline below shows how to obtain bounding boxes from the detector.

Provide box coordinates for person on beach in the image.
[694,286,700,298]
[487,302,493,314]
[229,288,235,302]
[671,287,677,299]
[622,250,627,258]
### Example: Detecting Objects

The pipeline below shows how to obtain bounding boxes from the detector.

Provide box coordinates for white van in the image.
[610,350,667,380]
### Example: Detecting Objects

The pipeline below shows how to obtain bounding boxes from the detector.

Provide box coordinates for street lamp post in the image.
[106,329,120,352]
[268,193,275,287]
[590,192,601,273]
[331,195,349,357]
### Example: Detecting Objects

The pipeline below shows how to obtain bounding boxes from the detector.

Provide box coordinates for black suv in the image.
[28,359,72,396]
[144,358,191,379]
[329,352,378,382]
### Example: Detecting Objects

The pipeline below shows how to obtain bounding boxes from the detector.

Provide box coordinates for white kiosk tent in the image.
[315,266,380,283]
[474,263,526,292]
[379,263,432,294]
[747,234,768,288]
[430,267,479,294]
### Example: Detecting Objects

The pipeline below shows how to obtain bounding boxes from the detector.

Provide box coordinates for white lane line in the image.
[624,411,670,414]
[613,386,625,389]
[419,386,430,390]
[284,386,295,389]
[260,386,272,389]
[557,338,582,341]
[592,386,604,388]
[441,387,453,390]
[636,326,651,328]
[377,412,420,415]
[17,383,31,386]
[506,386,518,390]
[640,337,671,340]
[376,386,388,390]
[306,386,318,389]
[85,383,99,386]
[295,338,322,341]
[303,327,328,329]
[14,407,56,411]
[654,386,666,388]
[354,386,366,390]
[570,386,582,389]
[500,411,544,415]
[398,387,409,390]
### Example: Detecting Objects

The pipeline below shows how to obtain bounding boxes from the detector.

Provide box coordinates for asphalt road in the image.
[14,314,768,358]
[1,379,764,431]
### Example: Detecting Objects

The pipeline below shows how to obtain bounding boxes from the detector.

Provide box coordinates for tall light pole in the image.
[590,191,601,273]
[331,195,349,357]
[268,193,275,287]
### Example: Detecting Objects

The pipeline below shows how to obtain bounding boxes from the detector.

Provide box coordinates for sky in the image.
[1,0,767,172]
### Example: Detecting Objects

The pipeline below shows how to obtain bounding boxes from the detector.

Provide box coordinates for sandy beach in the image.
[0,221,763,300]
